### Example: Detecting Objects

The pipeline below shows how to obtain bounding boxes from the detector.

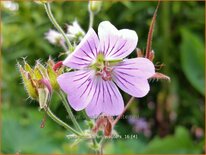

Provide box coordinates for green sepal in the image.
[33,66,44,80]
[47,64,60,91]
[108,58,123,66]
[24,62,33,73]
[36,62,48,78]
[38,87,50,109]
[18,63,38,100]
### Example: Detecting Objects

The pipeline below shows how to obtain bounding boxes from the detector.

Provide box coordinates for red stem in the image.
[145,0,160,58]
[113,97,135,126]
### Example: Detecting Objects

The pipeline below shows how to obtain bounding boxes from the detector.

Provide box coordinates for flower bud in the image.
[148,50,155,61]
[85,120,95,129]
[24,61,33,72]
[33,66,44,80]
[92,115,113,137]
[88,1,102,14]
[18,63,38,100]
[37,79,52,109]
[47,59,63,91]
[35,0,50,5]
[47,62,59,91]
[136,48,144,57]
[35,61,48,78]
[18,60,53,109]
[38,78,52,94]
[18,59,64,108]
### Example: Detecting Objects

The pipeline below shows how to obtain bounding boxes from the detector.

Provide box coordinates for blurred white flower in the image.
[45,29,64,45]
[66,20,85,41]
[45,21,85,50]
[2,1,19,11]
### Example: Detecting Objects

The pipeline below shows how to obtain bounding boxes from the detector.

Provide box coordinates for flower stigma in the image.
[91,53,122,81]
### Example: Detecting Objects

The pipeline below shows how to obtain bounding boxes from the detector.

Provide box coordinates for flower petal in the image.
[57,70,96,111]
[98,21,138,60]
[112,58,155,97]
[85,79,124,118]
[63,28,99,69]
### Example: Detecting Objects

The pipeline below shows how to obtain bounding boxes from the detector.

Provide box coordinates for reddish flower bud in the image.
[53,61,63,71]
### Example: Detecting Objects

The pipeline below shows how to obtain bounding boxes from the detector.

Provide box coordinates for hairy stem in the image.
[113,97,135,126]
[145,0,160,58]
[46,107,81,136]
[58,91,83,133]
[88,11,94,30]
[44,3,73,52]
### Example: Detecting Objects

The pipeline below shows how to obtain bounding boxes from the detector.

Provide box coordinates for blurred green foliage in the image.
[1,1,205,154]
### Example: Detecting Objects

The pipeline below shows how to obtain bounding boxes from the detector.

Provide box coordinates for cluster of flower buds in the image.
[18,58,64,109]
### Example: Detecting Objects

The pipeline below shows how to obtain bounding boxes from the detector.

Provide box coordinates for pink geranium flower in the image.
[57,21,155,118]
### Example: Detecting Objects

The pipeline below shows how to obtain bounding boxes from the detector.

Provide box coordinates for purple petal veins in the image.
[57,21,155,118]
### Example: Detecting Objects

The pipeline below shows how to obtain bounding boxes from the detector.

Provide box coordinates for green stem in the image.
[44,3,73,52]
[88,11,94,30]
[92,139,97,154]
[58,91,83,133]
[92,138,100,154]
[99,137,105,155]
[46,107,81,136]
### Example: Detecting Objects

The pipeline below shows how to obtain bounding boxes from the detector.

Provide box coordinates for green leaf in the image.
[1,106,66,154]
[180,29,205,95]
[104,139,146,154]
[143,126,202,153]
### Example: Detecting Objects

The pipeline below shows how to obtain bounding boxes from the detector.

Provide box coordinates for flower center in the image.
[96,65,113,81]
[90,53,112,81]
[91,53,123,81]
